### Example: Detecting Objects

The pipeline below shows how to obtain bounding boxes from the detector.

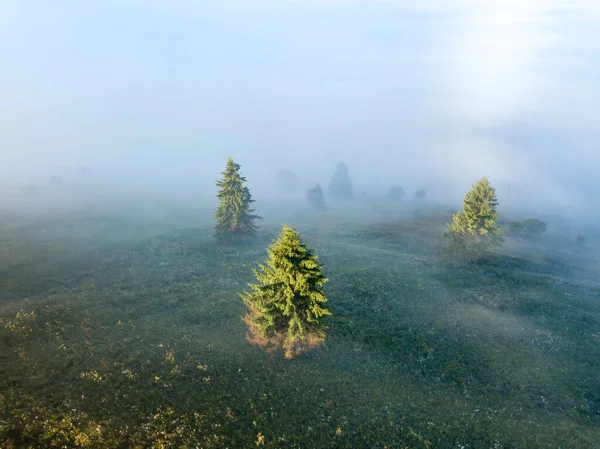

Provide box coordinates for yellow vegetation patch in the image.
[79,370,104,383]
[242,310,325,359]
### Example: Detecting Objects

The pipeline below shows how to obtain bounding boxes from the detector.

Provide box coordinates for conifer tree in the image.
[214,157,261,242]
[240,224,331,359]
[445,177,503,256]
[306,184,326,212]
[329,161,354,200]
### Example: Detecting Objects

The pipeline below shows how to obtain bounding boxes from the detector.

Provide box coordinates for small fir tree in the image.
[214,157,261,242]
[445,177,504,256]
[240,224,331,359]
[329,161,354,200]
[306,184,326,212]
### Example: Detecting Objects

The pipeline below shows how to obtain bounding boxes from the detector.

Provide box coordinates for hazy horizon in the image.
[1,0,599,216]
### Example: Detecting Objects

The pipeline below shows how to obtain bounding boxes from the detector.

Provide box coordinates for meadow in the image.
[1,192,599,448]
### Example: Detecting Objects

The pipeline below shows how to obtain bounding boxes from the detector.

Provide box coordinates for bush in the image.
[386,186,406,201]
[506,219,547,239]
[414,189,426,200]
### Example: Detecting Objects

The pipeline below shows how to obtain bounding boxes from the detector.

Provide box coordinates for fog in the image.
[1,0,599,219]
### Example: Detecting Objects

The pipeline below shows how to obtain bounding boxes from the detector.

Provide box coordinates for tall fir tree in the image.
[240,224,331,359]
[329,161,354,200]
[214,157,261,242]
[306,184,326,212]
[445,177,504,256]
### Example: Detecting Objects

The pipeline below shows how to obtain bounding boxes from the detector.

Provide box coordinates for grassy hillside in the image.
[1,197,599,448]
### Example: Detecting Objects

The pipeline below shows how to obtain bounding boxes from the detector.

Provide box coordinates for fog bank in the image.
[0,0,598,218]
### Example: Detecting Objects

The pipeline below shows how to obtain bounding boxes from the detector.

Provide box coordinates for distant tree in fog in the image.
[23,185,37,194]
[414,189,426,200]
[328,161,353,200]
[214,157,261,242]
[583,225,599,238]
[506,219,547,239]
[276,170,301,195]
[522,219,547,237]
[306,184,326,212]
[505,220,523,236]
[445,177,503,256]
[240,224,331,359]
[386,186,406,201]
[49,176,62,186]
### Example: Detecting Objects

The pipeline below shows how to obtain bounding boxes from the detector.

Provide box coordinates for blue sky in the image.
[1,0,599,208]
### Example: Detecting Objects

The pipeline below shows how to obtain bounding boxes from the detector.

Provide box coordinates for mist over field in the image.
[0,0,599,220]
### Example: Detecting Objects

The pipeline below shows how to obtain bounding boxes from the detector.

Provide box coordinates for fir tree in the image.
[214,157,261,242]
[445,177,503,256]
[240,224,331,359]
[306,184,326,212]
[329,161,354,200]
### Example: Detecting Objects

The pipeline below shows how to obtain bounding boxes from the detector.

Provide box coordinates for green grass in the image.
[1,199,599,448]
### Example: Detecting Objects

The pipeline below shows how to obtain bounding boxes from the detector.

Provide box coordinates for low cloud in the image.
[0,0,598,216]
